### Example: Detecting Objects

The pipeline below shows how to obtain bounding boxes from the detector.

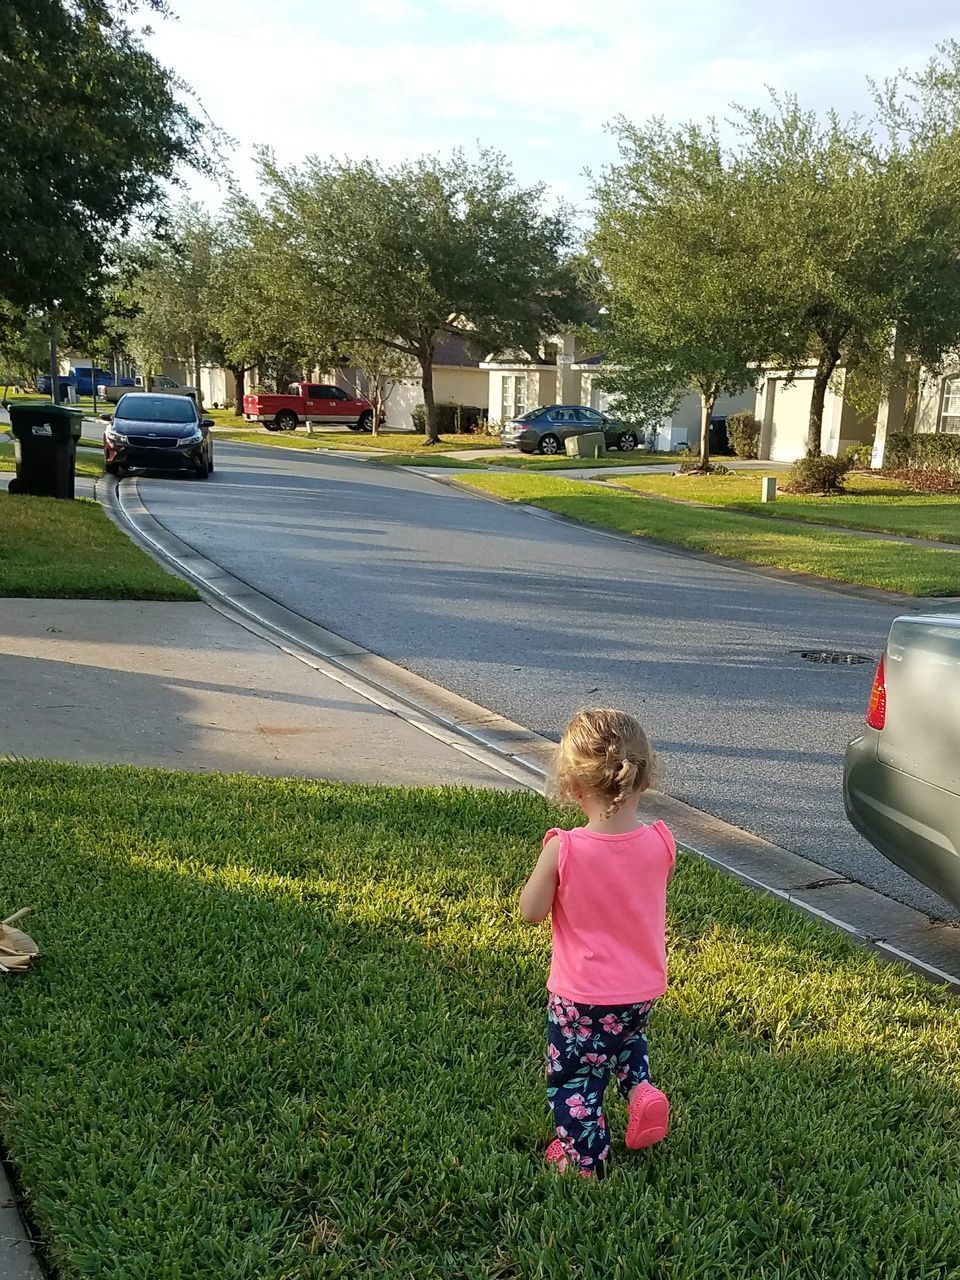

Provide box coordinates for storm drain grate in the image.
[792,649,872,666]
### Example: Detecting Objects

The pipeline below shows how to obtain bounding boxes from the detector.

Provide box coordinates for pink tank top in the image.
[545,822,675,1005]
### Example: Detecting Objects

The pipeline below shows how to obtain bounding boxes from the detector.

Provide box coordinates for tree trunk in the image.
[698,385,717,468]
[229,365,245,415]
[192,340,202,402]
[807,346,841,458]
[421,350,438,444]
[371,378,381,436]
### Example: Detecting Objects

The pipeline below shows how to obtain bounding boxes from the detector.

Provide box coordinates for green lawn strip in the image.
[496,451,679,469]
[373,453,488,469]
[459,473,960,596]
[215,429,505,453]
[0,493,196,598]
[0,441,104,479]
[3,762,960,1279]
[610,471,960,543]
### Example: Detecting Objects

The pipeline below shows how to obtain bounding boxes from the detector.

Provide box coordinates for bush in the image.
[782,453,852,494]
[886,431,960,475]
[412,403,485,435]
[726,410,761,459]
[844,442,874,470]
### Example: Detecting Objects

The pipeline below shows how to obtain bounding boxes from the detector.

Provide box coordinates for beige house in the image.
[913,363,960,437]
[483,334,752,450]
[327,334,488,430]
[753,365,878,463]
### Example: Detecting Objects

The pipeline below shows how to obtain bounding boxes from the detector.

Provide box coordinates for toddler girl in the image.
[520,707,675,1178]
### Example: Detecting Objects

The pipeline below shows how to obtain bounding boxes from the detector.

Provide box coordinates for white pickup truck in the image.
[98,374,201,405]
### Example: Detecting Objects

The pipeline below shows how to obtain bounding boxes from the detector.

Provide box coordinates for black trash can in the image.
[7,401,83,499]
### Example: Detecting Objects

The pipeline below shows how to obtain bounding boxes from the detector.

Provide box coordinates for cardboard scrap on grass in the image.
[0,910,39,973]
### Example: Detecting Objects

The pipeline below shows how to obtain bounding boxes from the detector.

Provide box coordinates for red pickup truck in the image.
[243,381,377,432]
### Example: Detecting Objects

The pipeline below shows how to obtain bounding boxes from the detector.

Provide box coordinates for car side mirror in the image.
[99,414,112,422]
[201,418,214,428]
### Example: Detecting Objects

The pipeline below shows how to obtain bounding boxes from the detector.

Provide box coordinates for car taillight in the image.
[865,655,886,730]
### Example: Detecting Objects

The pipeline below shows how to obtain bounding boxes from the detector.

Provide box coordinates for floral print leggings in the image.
[546,992,656,1178]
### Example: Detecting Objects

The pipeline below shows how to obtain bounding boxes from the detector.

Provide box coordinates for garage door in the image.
[768,379,812,462]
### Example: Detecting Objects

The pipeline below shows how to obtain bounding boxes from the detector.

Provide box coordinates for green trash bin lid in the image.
[8,401,83,439]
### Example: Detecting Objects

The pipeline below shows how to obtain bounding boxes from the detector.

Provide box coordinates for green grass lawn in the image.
[3,763,960,1279]
[215,428,506,453]
[612,470,960,543]
[0,441,104,479]
[375,453,488,469]
[459,473,960,596]
[0,493,196,598]
[497,451,678,470]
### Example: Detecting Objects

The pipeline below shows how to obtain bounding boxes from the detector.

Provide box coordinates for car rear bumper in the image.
[844,730,960,909]
[500,430,537,451]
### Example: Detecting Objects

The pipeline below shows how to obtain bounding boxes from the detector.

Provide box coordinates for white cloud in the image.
[148,0,960,212]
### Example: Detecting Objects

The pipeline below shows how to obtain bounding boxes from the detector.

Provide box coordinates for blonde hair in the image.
[554,708,656,818]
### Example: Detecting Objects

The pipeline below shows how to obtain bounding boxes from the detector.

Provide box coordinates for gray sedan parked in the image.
[844,605,960,910]
[500,405,642,455]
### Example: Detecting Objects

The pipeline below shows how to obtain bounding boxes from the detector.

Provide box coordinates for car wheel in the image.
[618,431,639,452]
[350,410,374,433]
[207,447,214,474]
[538,433,561,455]
[264,421,280,432]
[104,461,120,476]
[275,410,297,431]
[194,456,210,479]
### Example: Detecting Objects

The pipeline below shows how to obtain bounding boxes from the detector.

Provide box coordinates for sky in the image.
[143,0,960,218]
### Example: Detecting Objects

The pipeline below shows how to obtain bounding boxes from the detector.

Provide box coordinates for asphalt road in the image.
[135,441,954,920]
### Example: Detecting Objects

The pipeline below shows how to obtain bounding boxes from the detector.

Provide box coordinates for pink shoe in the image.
[545,1139,594,1177]
[626,1083,670,1149]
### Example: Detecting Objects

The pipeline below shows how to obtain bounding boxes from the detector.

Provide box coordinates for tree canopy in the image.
[0,0,209,329]
[593,42,960,462]
[591,118,773,467]
[258,147,580,441]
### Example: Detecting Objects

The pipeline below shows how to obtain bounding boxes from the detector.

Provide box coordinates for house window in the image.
[940,377,960,433]
[501,374,526,419]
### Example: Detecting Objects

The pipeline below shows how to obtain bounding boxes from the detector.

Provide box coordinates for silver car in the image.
[500,405,642,455]
[844,605,960,909]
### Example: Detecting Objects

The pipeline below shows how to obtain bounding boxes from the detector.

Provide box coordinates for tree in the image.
[205,200,320,413]
[337,343,418,436]
[0,1,210,329]
[258,148,577,443]
[591,118,771,468]
[0,307,49,393]
[123,202,220,390]
[737,47,960,456]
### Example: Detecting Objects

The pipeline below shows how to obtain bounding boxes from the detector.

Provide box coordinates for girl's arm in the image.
[519,836,560,923]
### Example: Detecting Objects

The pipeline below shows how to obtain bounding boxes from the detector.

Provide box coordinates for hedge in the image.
[411,404,486,435]
[886,432,960,474]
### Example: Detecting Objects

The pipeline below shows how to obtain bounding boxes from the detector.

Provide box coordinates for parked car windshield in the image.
[115,395,197,424]
[515,408,545,422]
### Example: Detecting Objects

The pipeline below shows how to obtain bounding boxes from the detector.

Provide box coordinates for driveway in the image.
[132,443,948,918]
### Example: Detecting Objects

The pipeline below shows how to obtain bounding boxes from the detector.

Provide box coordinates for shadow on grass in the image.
[2,763,960,1279]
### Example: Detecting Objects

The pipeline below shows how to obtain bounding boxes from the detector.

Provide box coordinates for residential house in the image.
[913,363,960,436]
[162,362,238,408]
[327,333,488,430]
[753,364,879,462]
[483,334,753,450]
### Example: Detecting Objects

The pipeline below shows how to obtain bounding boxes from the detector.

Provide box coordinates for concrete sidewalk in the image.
[0,599,518,788]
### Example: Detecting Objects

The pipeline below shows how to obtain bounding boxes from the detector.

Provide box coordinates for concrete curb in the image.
[1,1153,44,1279]
[99,473,960,990]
